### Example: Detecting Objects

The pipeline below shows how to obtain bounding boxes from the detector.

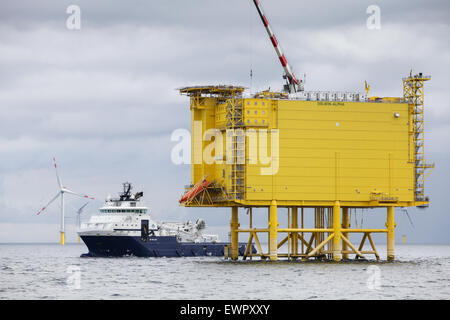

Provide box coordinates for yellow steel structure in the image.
[403,71,434,202]
[178,73,433,262]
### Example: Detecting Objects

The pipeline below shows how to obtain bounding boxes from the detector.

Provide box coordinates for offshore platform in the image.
[178,0,434,261]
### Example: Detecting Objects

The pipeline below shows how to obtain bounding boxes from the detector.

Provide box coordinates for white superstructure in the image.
[78,182,219,243]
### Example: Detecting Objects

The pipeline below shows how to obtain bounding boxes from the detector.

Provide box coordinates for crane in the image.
[252,0,304,93]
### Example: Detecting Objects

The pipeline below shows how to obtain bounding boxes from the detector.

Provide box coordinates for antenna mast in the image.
[252,0,304,93]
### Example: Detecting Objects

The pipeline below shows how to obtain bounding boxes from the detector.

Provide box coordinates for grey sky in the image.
[0,0,449,243]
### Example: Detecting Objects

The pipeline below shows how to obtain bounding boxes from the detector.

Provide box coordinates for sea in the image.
[0,243,449,300]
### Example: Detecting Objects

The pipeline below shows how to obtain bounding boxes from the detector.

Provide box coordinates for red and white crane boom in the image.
[252,0,304,93]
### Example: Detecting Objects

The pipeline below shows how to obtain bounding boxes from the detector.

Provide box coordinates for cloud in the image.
[0,0,449,243]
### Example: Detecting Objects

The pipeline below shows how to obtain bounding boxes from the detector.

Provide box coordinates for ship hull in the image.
[80,235,254,258]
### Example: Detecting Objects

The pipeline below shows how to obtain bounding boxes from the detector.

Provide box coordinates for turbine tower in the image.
[76,202,89,243]
[37,158,95,245]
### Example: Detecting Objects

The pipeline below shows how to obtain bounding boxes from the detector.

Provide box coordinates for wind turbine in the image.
[76,201,90,243]
[37,158,95,245]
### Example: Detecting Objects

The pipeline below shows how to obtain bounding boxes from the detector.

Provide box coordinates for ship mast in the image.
[252,0,304,93]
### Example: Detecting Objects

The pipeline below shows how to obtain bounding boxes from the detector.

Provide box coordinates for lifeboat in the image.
[179,178,211,203]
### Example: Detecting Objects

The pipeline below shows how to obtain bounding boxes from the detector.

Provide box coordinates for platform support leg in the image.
[342,207,349,259]
[301,208,304,255]
[269,200,278,261]
[291,207,298,257]
[332,201,342,261]
[230,207,239,260]
[387,206,395,261]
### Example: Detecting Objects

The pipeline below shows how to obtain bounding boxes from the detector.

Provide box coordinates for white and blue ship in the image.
[78,183,252,257]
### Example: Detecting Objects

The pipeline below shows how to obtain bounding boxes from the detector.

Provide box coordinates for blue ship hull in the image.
[80,235,254,258]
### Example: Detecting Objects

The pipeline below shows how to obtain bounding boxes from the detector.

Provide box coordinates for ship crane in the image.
[252,0,304,93]
[158,219,219,243]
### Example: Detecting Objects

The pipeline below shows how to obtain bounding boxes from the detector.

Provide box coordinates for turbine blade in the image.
[37,192,61,215]
[77,202,90,215]
[53,157,62,189]
[403,209,415,229]
[64,188,95,200]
